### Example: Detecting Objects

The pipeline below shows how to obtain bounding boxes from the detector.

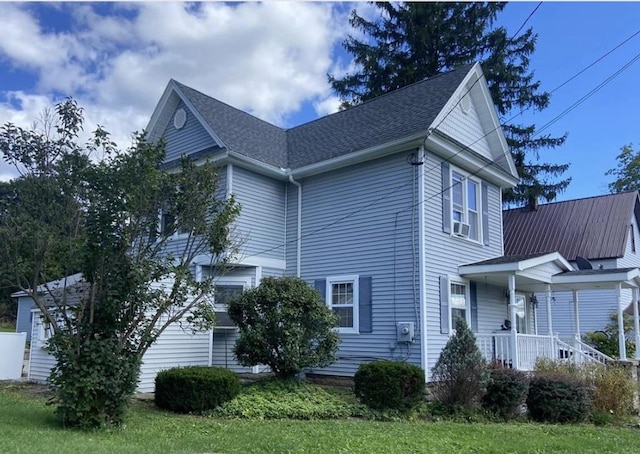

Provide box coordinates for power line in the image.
[510,2,543,40]
[240,31,640,261]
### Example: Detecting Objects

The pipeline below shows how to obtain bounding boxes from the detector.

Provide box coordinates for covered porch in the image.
[460,252,640,371]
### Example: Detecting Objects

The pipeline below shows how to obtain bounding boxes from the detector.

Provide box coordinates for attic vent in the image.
[174,108,187,129]
[460,95,471,114]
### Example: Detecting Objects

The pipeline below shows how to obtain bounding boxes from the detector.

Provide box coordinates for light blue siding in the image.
[288,152,422,377]
[16,297,36,341]
[424,152,505,378]
[232,167,286,262]
[161,100,217,163]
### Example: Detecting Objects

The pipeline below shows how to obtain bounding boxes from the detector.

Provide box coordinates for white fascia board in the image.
[428,62,517,181]
[425,133,519,188]
[192,254,286,270]
[290,133,426,179]
[227,151,288,180]
[553,269,640,287]
[147,80,226,149]
[459,252,573,276]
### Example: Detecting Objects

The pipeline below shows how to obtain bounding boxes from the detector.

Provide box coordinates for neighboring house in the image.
[503,191,640,341]
[25,62,640,391]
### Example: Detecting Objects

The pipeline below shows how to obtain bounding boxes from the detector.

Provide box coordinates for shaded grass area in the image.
[0,321,16,332]
[2,383,640,454]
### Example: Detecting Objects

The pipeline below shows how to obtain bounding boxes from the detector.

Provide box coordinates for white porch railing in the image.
[476,332,610,371]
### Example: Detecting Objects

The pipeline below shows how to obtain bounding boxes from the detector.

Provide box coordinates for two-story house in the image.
[25,63,640,391]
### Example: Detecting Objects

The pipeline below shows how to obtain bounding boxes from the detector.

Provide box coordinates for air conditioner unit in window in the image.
[453,221,470,238]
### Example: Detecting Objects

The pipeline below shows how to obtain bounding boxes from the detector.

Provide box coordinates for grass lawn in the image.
[0,321,15,332]
[2,383,640,453]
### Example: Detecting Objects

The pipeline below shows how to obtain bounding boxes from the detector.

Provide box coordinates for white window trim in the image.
[449,277,471,333]
[158,209,191,239]
[514,293,528,334]
[326,275,359,334]
[450,166,483,244]
[212,276,252,312]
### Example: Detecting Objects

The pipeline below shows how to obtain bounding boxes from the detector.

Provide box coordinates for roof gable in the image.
[503,191,640,261]
[145,63,515,177]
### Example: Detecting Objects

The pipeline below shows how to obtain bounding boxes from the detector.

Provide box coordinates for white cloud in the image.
[0,2,354,181]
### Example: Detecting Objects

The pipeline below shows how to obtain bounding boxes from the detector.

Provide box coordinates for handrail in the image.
[556,338,611,365]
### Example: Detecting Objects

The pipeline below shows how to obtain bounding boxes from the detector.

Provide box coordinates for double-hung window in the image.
[326,275,359,334]
[450,168,481,242]
[450,282,468,329]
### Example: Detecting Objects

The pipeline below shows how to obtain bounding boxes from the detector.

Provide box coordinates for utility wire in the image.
[510,2,543,40]
[240,31,640,261]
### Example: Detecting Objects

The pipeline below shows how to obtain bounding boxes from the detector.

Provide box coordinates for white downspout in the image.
[417,146,428,380]
[288,174,302,277]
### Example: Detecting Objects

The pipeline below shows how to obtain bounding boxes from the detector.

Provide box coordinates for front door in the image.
[514,294,527,334]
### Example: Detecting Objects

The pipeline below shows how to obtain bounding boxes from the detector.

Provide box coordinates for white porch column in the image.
[572,289,581,349]
[634,287,640,361]
[616,283,627,360]
[508,274,518,369]
[546,284,553,336]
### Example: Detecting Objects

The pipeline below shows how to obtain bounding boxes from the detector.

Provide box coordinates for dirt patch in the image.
[0,380,51,397]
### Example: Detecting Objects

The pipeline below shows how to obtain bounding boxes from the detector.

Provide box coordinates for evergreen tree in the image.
[329,2,570,207]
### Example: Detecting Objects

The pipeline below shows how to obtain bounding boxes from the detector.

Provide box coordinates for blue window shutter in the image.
[439,275,450,334]
[470,281,478,333]
[314,279,326,301]
[359,276,373,333]
[442,162,451,234]
[481,182,490,246]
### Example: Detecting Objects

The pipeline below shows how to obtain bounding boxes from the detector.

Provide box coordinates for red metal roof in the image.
[503,192,640,261]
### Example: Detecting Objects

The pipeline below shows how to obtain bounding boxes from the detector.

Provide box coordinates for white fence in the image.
[0,332,26,380]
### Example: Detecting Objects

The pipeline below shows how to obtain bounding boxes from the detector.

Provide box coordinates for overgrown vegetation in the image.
[431,318,488,412]
[155,366,241,414]
[354,361,425,411]
[228,276,340,378]
[0,100,240,429]
[527,373,590,424]
[584,312,636,359]
[481,365,529,421]
[534,358,636,423]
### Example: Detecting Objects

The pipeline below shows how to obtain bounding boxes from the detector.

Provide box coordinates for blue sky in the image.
[0,2,638,203]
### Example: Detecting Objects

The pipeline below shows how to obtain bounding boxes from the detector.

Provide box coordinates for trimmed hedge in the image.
[354,361,425,411]
[527,373,589,424]
[481,367,529,420]
[155,366,240,414]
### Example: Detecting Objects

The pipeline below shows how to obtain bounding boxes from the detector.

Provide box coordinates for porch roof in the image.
[459,253,640,292]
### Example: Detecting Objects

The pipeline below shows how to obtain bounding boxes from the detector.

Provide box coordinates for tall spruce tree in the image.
[329,2,570,207]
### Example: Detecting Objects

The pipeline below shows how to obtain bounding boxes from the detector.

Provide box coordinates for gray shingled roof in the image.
[174,81,288,168]
[503,191,640,261]
[173,64,473,169]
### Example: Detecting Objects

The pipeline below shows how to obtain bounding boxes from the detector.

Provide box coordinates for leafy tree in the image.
[606,144,640,193]
[329,2,570,207]
[431,317,488,411]
[228,276,340,378]
[0,99,240,428]
[583,312,635,359]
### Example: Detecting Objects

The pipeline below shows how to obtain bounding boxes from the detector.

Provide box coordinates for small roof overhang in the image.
[459,252,574,293]
[551,267,640,290]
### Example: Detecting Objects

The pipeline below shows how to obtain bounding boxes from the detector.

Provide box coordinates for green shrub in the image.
[228,276,340,378]
[354,361,425,411]
[535,359,635,420]
[527,373,589,423]
[155,366,240,414]
[481,365,529,420]
[215,378,380,420]
[431,318,488,412]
